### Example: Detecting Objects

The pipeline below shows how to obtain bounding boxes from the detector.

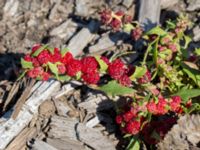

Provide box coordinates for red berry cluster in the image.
[100,9,132,30]
[22,45,146,86]
[22,44,103,84]
[115,95,189,136]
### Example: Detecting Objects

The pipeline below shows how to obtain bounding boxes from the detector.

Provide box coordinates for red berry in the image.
[31,44,41,54]
[131,27,143,41]
[146,101,157,114]
[138,70,151,84]
[41,72,50,81]
[82,71,100,84]
[116,115,123,124]
[62,52,73,65]
[119,75,132,87]
[115,10,124,17]
[66,59,82,76]
[57,63,66,74]
[27,67,44,78]
[156,98,168,115]
[100,9,112,25]
[123,15,132,24]
[125,120,140,135]
[37,50,51,65]
[123,110,135,122]
[24,54,32,62]
[31,58,40,67]
[50,48,62,63]
[170,96,181,112]
[108,59,126,80]
[110,18,121,30]
[168,43,177,52]
[81,56,98,74]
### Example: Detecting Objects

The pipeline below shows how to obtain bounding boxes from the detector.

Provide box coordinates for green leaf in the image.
[123,23,134,33]
[173,88,200,102]
[95,56,108,73]
[183,35,192,49]
[47,62,59,78]
[194,48,200,56]
[32,44,48,57]
[181,62,200,87]
[17,70,27,81]
[61,47,70,57]
[99,80,135,96]
[130,66,147,80]
[21,58,33,69]
[146,26,167,36]
[126,137,140,150]
[166,20,176,29]
[59,75,71,82]
[47,47,54,54]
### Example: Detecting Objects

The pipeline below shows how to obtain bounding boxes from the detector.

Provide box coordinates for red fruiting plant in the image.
[37,50,51,65]
[100,9,112,25]
[81,56,98,74]
[66,59,82,77]
[138,70,151,84]
[108,59,126,80]
[131,27,143,41]
[82,71,100,84]
[125,120,140,135]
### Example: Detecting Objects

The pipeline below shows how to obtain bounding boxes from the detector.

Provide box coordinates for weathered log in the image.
[29,139,58,150]
[48,115,78,141]
[139,0,161,30]
[89,32,126,54]
[0,80,61,150]
[46,138,85,150]
[5,127,37,150]
[76,123,116,150]
[68,20,99,56]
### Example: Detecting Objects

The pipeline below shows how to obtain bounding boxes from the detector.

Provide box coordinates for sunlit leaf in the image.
[21,58,33,69]
[95,55,108,73]
[99,80,135,96]
[32,44,48,57]
[130,66,146,80]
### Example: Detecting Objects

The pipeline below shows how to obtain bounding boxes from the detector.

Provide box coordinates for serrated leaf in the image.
[32,44,48,57]
[173,88,200,102]
[95,56,108,73]
[126,137,140,150]
[47,62,58,78]
[59,75,71,82]
[99,80,135,96]
[61,47,69,57]
[146,26,167,36]
[130,66,147,80]
[21,58,33,69]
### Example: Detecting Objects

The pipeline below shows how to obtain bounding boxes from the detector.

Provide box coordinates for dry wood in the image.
[47,138,85,150]
[53,99,71,117]
[161,0,178,9]
[89,32,125,53]
[0,80,61,150]
[76,123,116,150]
[3,81,20,111]
[5,127,37,150]
[50,19,78,40]
[68,20,99,57]
[29,139,58,150]
[78,93,113,114]
[139,0,161,30]
[48,115,78,141]
[11,79,35,119]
